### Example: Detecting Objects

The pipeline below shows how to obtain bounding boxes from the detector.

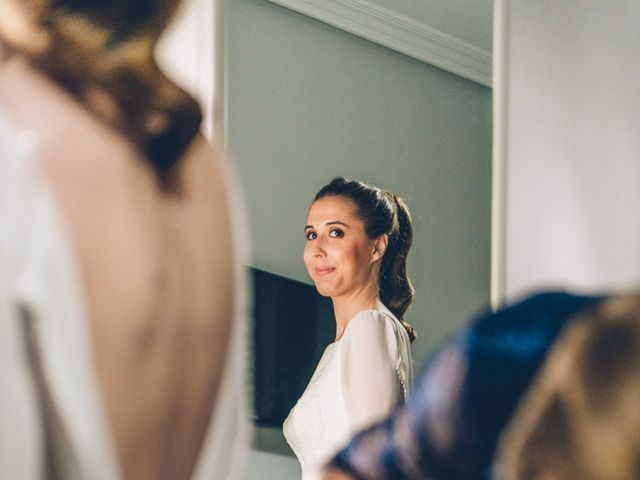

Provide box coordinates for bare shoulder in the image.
[0,59,232,202]
[0,60,137,190]
[178,134,232,201]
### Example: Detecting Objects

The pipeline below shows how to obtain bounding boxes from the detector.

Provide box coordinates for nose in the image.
[311,236,327,258]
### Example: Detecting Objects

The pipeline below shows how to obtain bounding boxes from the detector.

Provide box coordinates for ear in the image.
[371,234,388,263]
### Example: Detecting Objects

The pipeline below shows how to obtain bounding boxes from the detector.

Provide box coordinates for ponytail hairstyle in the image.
[314,177,417,342]
[0,0,201,192]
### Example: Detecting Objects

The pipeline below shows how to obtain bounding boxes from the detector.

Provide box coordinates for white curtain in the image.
[156,0,217,139]
[495,0,640,301]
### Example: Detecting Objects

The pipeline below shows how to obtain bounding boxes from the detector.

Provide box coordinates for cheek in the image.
[303,245,313,269]
[352,243,374,271]
[341,244,367,270]
[303,244,323,275]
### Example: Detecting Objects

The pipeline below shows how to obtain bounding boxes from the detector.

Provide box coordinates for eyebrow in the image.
[304,220,350,231]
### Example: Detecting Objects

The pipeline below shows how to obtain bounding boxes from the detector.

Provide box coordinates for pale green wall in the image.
[223,0,492,475]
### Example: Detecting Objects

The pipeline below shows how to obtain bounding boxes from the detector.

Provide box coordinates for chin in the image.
[312,280,336,298]
[313,284,333,298]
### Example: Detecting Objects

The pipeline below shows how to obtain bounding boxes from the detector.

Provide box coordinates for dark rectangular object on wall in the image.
[250,267,334,427]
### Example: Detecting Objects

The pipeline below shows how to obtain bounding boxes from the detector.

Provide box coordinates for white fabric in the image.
[283,301,413,480]
[0,110,249,480]
[0,113,43,480]
[0,113,121,479]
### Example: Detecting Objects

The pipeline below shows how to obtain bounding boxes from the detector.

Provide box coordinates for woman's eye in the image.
[305,231,317,240]
[329,229,344,238]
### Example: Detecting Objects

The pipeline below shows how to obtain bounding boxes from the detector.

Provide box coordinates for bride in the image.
[284,177,416,480]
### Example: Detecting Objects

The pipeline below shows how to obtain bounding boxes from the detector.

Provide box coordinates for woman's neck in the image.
[331,284,379,341]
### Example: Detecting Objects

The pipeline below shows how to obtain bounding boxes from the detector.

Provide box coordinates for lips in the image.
[315,267,335,276]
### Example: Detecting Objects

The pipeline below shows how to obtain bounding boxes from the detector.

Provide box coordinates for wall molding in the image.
[266,0,492,88]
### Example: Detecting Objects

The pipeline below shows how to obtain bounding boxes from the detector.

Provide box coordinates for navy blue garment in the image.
[328,291,601,480]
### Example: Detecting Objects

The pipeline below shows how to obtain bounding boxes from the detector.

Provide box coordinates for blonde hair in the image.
[495,293,640,480]
[0,0,201,191]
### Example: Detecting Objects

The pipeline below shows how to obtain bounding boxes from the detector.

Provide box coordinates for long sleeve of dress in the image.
[339,311,403,436]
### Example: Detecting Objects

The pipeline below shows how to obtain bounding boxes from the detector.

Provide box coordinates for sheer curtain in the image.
[157,0,218,140]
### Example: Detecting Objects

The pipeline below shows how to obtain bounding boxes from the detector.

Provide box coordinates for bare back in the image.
[0,58,236,480]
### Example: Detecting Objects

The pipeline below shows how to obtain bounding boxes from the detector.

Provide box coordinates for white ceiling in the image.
[365,0,493,52]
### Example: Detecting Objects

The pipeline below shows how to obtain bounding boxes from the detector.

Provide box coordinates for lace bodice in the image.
[283,301,413,480]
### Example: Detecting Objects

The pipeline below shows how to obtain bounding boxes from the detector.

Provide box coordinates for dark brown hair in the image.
[0,0,201,191]
[314,177,417,342]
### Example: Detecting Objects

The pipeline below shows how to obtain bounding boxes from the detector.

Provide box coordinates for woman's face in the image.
[304,196,381,299]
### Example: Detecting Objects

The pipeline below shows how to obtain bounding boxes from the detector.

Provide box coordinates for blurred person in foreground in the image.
[320,290,640,480]
[0,1,248,479]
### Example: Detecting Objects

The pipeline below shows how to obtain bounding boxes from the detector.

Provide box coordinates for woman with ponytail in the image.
[284,177,416,480]
[0,2,247,480]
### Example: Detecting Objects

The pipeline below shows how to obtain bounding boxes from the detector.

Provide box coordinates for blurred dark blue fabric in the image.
[329,291,601,480]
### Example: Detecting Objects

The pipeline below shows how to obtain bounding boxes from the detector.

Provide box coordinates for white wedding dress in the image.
[0,112,249,480]
[283,301,413,480]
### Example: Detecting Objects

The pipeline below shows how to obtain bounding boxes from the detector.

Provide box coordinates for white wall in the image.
[156,0,216,138]
[497,0,640,301]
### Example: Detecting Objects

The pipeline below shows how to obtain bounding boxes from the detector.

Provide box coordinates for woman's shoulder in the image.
[178,134,231,199]
[339,306,406,368]
[344,305,400,340]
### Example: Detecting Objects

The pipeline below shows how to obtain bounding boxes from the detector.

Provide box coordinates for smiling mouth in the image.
[315,267,335,276]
